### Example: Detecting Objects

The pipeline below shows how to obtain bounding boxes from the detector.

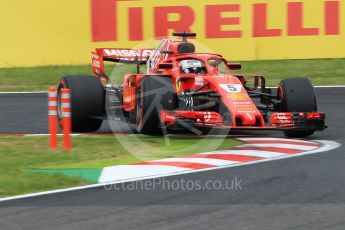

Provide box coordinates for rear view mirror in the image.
[237,75,266,91]
[227,63,242,70]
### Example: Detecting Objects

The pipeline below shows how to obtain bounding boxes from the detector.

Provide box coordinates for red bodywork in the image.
[91,37,326,132]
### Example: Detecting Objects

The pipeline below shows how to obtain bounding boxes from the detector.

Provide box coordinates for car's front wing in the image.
[160,110,326,131]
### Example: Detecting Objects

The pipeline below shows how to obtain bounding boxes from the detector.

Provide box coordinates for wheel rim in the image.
[57,86,64,122]
[57,81,67,126]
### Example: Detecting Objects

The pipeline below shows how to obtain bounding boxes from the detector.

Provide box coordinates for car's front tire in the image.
[278,77,317,138]
[136,76,176,135]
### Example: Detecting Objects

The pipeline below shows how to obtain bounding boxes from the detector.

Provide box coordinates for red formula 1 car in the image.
[58,32,326,137]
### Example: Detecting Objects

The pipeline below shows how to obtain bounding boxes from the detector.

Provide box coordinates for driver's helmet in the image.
[180,59,203,74]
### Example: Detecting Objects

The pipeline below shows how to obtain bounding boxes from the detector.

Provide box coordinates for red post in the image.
[61,89,72,151]
[48,88,58,148]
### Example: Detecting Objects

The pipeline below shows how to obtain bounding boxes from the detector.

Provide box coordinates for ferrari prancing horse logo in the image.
[176,79,181,92]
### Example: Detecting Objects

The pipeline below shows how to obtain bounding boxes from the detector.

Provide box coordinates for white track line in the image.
[315,85,345,88]
[0,91,47,94]
[266,85,345,89]
[25,134,81,137]
[0,140,340,203]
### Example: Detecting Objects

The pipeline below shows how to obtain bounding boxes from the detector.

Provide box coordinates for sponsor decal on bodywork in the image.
[220,84,242,93]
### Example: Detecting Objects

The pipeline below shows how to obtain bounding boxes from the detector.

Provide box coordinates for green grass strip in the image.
[0,135,240,197]
[30,168,103,183]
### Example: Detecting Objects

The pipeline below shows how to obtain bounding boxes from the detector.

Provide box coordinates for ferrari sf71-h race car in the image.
[57,32,326,137]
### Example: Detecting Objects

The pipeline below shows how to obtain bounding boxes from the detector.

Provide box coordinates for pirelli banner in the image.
[0,0,344,67]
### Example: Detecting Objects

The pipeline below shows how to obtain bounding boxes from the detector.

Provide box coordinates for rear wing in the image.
[92,48,155,75]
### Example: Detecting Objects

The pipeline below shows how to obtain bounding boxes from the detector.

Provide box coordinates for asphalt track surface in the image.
[0,88,344,230]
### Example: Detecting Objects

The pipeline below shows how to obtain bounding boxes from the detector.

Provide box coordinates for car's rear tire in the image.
[58,75,105,133]
[136,76,176,135]
[278,77,316,138]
